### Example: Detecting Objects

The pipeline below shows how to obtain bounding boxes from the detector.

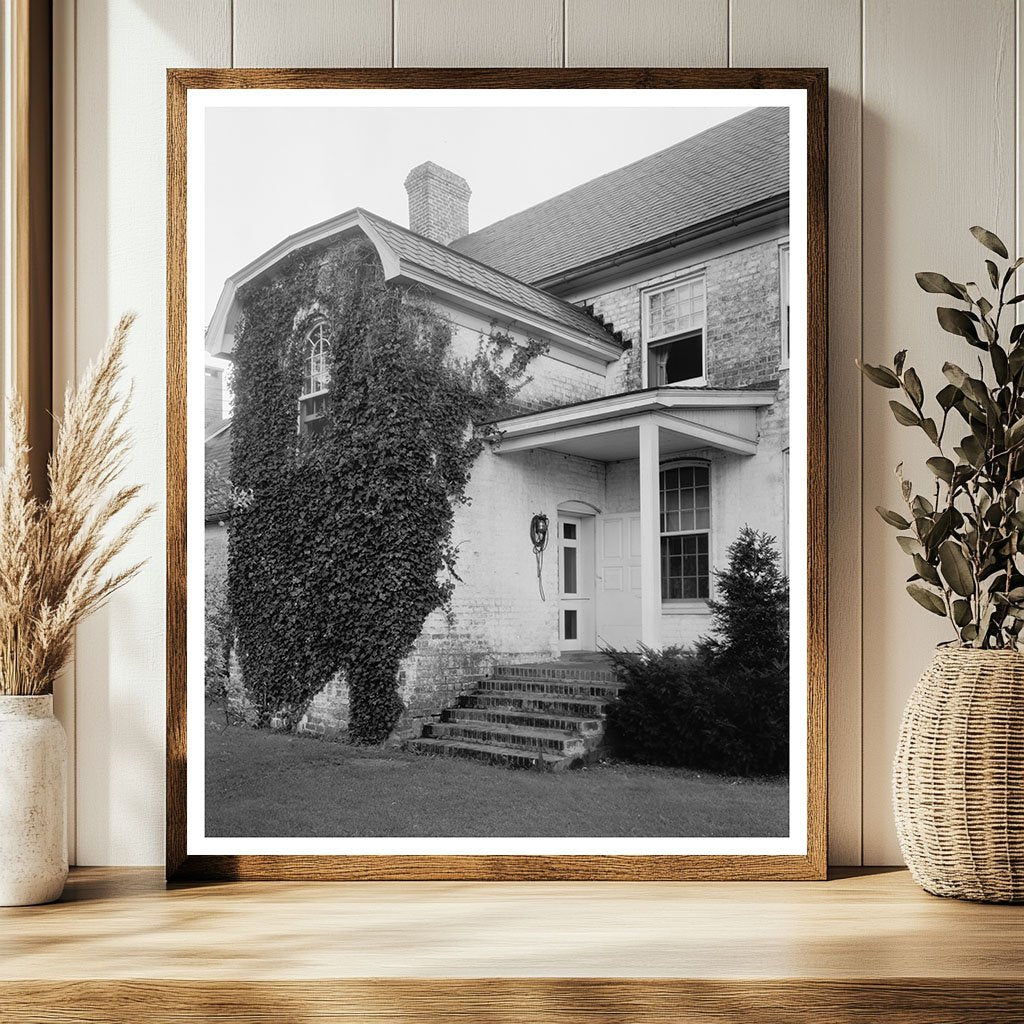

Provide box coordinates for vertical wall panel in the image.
[862,0,1017,864]
[72,0,231,865]
[395,0,562,67]
[52,0,77,864]
[566,0,728,67]
[233,0,392,67]
[731,0,863,865]
[57,0,1024,866]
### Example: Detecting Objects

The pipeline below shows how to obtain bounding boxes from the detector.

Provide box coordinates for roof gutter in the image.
[530,194,789,292]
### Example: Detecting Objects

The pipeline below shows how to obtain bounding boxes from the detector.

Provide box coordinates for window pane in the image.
[660,467,710,596]
[648,276,706,342]
[563,522,577,540]
[563,610,578,641]
[563,546,578,595]
[656,333,703,383]
[660,528,710,600]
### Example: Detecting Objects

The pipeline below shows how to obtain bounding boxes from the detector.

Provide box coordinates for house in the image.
[205,106,790,744]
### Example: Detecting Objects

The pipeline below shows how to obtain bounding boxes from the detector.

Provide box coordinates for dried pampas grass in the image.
[0,313,153,696]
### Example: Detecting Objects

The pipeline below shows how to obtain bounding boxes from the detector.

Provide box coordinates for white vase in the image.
[0,695,68,906]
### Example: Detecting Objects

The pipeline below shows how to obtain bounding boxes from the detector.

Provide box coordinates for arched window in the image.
[298,321,331,435]
[660,461,710,600]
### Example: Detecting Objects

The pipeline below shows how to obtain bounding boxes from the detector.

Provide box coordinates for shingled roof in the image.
[359,210,622,346]
[450,107,789,286]
[207,208,624,358]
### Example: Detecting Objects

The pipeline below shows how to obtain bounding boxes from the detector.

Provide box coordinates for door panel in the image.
[596,512,642,649]
[558,515,594,651]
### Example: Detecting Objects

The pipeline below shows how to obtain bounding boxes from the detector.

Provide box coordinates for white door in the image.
[595,512,643,649]
[558,515,594,652]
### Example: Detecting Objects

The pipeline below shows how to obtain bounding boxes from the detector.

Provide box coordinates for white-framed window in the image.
[298,320,331,435]
[204,354,234,422]
[660,461,711,600]
[779,241,790,369]
[643,272,706,387]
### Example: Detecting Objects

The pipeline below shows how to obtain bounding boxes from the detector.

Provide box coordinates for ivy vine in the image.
[228,240,544,742]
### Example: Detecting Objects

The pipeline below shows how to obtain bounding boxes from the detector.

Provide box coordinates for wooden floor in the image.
[2,866,1022,1022]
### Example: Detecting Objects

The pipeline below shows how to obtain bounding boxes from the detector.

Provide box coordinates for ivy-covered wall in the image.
[225,235,550,743]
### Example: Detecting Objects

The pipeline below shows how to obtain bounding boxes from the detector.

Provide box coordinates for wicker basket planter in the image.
[893,648,1024,902]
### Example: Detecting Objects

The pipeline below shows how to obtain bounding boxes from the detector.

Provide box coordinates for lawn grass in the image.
[206,719,789,839]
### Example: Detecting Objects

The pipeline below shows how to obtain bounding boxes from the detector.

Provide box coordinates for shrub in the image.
[603,645,722,768]
[204,569,233,721]
[605,527,789,776]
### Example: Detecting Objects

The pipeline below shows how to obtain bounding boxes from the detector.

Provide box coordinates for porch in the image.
[491,387,777,650]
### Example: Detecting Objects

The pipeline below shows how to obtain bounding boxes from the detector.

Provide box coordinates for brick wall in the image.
[293,443,608,739]
[582,236,786,394]
[208,234,789,744]
[405,161,471,246]
[705,241,784,388]
[445,318,608,414]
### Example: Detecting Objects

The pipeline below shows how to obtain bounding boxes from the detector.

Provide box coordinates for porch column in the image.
[638,416,662,649]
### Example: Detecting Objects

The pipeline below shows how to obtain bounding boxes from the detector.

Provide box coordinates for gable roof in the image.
[358,211,622,346]
[207,209,623,361]
[450,107,789,286]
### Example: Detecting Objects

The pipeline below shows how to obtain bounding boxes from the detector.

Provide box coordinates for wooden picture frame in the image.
[167,68,828,882]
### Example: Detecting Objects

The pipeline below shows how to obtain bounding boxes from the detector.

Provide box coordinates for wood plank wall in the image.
[52,0,1023,866]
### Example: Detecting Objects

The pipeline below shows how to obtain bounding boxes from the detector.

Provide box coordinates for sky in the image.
[203,104,751,323]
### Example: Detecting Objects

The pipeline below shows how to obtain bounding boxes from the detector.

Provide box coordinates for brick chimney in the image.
[404,161,471,245]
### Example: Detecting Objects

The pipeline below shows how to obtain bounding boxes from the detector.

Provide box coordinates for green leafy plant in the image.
[605,527,789,776]
[859,226,1024,648]
[228,240,543,743]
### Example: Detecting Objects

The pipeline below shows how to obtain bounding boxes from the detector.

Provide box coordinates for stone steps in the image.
[445,706,603,734]
[422,721,590,758]
[409,736,568,771]
[492,662,619,683]
[407,658,617,770]
[471,676,623,700]
[459,690,611,718]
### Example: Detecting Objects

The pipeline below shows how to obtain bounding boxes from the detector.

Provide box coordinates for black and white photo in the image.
[169,74,825,877]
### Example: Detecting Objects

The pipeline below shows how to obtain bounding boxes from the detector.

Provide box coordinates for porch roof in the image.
[491,387,775,461]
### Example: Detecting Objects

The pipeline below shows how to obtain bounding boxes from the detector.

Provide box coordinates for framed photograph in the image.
[167,68,827,881]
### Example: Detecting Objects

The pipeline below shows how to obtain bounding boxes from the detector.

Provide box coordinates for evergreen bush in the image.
[605,527,789,776]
